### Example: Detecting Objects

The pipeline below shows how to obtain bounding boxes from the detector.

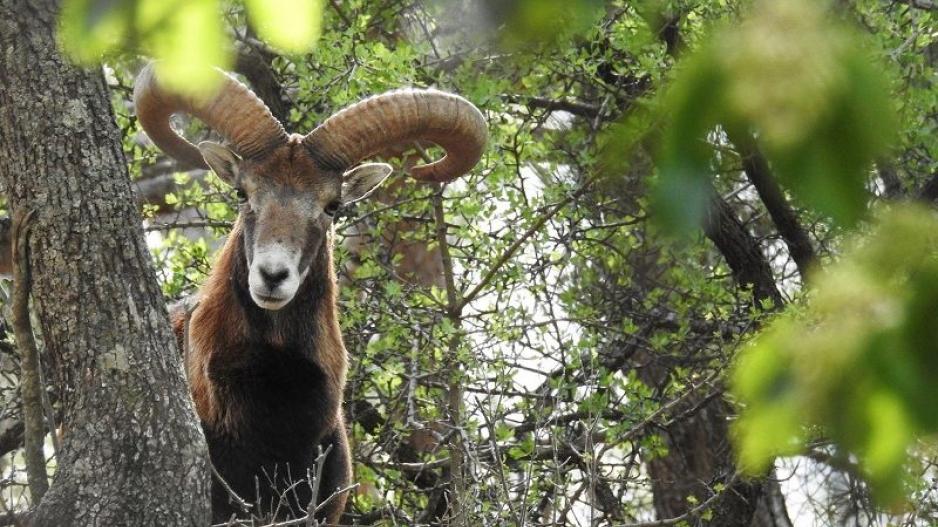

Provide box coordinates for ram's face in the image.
[134,64,486,311]
[199,139,391,311]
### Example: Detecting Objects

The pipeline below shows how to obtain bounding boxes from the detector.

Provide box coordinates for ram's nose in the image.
[248,245,303,310]
[259,265,289,290]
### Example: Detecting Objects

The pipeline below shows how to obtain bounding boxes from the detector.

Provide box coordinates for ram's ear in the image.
[342,163,392,204]
[198,141,241,184]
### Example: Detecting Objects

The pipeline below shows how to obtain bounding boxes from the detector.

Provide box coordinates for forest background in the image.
[0,0,936,525]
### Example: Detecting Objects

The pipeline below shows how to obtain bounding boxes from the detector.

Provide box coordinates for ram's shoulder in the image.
[168,294,199,355]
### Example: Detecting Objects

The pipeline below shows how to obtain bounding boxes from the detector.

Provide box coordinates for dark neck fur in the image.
[228,233,331,352]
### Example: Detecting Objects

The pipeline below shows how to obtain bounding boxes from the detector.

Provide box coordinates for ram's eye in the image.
[323,200,342,217]
[235,188,248,204]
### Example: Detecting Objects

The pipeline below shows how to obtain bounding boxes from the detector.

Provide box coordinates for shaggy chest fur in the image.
[175,230,350,521]
[205,340,337,518]
[207,340,335,460]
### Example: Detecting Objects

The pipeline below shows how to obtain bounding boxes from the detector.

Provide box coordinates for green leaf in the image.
[61,0,232,96]
[139,0,231,96]
[245,0,324,53]
[732,205,938,503]
[59,0,130,62]
[482,0,605,49]
[651,0,897,232]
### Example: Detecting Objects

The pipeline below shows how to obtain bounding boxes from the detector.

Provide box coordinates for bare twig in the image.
[210,481,359,527]
[312,482,359,516]
[211,462,253,515]
[144,220,233,232]
[305,443,332,527]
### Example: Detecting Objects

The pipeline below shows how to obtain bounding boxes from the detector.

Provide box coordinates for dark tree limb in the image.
[751,475,795,527]
[898,0,936,10]
[0,418,23,459]
[703,195,784,308]
[328,0,354,29]
[502,95,603,119]
[132,169,209,214]
[729,131,816,279]
[11,209,47,503]
[698,194,794,527]
[916,168,938,202]
[234,39,290,125]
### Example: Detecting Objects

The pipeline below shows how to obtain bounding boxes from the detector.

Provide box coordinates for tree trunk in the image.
[643,197,791,527]
[0,0,211,524]
[644,396,781,527]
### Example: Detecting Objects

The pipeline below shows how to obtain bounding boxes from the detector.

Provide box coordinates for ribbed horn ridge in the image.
[134,62,288,169]
[304,89,487,183]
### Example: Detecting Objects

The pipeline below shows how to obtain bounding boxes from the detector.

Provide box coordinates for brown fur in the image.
[311,235,349,396]
[176,209,352,523]
[182,223,348,428]
[242,136,342,196]
[186,222,246,429]
[168,137,402,523]
[183,140,343,421]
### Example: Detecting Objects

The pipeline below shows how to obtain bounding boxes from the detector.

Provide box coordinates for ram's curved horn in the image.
[304,89,487,183]
[134,62,288,169]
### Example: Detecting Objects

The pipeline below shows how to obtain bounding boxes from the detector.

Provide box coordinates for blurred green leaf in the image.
[59,0,322,95]
[732,204,938,505]
[60,0,132,62]
[480,0,604,49]
[245,0,323,53]
[138,0,230,96]
[649,0,897,232]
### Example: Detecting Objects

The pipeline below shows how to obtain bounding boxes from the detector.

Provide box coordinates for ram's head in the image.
[135,64,487,309]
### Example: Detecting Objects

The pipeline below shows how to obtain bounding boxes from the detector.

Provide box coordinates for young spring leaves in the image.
[733,205,938,506]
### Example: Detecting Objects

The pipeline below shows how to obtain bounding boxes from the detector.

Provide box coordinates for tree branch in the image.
[916,168,938,202]
[897,0,937,11]
[503,95,603,119]
[12,208,48,503]
[703,195,783,308]
[729,131,816,278]
[459,176,596,311]
[232,26,290,124]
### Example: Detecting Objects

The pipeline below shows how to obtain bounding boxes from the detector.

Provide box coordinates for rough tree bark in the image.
[0,0,211,524]
[703,196,784,308]
[630,195,793,527]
